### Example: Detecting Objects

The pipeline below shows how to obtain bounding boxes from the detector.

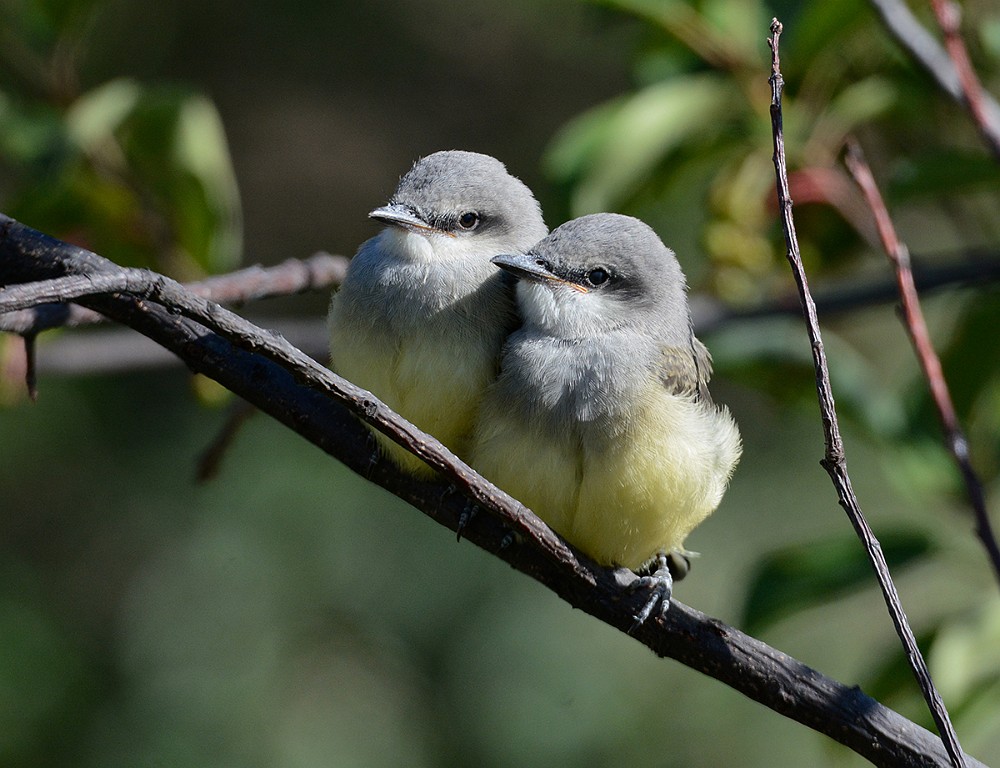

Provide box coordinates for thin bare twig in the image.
[768,20,967,768]
[843,139,1000,588]
[927,0,1000,161]
[0,252,349,335]
[0,212,987,768]
[196,400,259,482]
[867,0,1000,158]
[12,250,1000,378]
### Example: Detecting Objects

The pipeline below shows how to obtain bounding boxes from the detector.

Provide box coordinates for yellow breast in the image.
[472,382,741,569]
[329,297,501,477]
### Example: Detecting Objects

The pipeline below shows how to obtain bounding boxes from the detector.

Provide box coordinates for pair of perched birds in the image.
[328,150,741,608]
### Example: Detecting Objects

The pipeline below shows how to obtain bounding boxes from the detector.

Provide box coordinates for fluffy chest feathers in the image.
[327,227,516,473]
[344,228,506,333]
[495,329,653,434]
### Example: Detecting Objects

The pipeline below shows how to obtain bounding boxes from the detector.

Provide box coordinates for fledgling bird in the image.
[470,213,741,611]
[328,150,548,476]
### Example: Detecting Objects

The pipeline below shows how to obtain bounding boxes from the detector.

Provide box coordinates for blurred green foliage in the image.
[0,0,241,277]
[3,0,1000,765]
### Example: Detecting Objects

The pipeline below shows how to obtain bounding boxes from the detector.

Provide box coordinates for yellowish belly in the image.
[472,383,741,569]
[329,311,499,477]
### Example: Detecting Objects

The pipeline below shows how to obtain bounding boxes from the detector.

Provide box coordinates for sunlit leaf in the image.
[811,76,898,146]
[700,0,766,61]
[931,600,1000,702]
[65,78,142,151]
[546,74,738,215]
[169,94,243,273]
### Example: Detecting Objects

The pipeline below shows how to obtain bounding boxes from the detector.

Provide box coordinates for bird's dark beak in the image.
[369,203,439,234]
[491,252,557,281]
[491,253,588,292]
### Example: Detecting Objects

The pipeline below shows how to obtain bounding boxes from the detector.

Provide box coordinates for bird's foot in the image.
[629,551,674,630]
[363,431,381,478]
[456,499,477,542]
[454,500,515,550]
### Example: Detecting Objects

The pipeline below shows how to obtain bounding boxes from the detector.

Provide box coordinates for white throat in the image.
[517,280,620,339]
[379,226,493,267]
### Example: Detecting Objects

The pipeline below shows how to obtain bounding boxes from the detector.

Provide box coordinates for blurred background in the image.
[3,0,1000,765]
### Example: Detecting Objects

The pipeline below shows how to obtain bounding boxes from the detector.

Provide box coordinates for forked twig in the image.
[767,19,966,768]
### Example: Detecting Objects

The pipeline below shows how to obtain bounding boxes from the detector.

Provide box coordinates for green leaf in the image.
[862,625,940,718]
[816,76,898,140]
[65,78,142,151]
[545,74,738,215]
[64,80,242,274]
[0,91,67,166]
[931,600,1000,702]
[787,0,867,64]
[0,592,90,763]
[741,529,934,634]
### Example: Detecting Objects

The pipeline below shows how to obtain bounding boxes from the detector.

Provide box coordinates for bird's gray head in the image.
[369,150,547,265]
[492,213,691,342]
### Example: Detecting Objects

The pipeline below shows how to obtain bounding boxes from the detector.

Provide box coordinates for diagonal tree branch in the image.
[0,251,349,336]
[0,211,990,768]
[844,139,1000,589]
[867,0,1000,158]
[768,20,966,768]
[927,0,1000,161]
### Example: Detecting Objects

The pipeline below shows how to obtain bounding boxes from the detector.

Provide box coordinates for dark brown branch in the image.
[927,0,1000,161]
[768,20,967,768]
[697,249,1000,333]
[867,0,1000,157]
[843,140,1000,587]
[0,252,349,335]
[22,318,325,377]
[0,212,989,768]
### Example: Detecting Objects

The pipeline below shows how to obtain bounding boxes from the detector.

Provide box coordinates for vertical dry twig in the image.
[767,19,967,768]
[844,140,1000,588]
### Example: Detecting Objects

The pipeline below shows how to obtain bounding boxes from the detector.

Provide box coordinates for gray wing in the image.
[658,336,714,404]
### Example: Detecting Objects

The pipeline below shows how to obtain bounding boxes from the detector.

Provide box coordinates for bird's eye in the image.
[458,211,480,230]
[586,267,610,286]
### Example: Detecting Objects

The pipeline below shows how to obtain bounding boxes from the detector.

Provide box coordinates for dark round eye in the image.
[586,267,610,286]
[458,211,480,230]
